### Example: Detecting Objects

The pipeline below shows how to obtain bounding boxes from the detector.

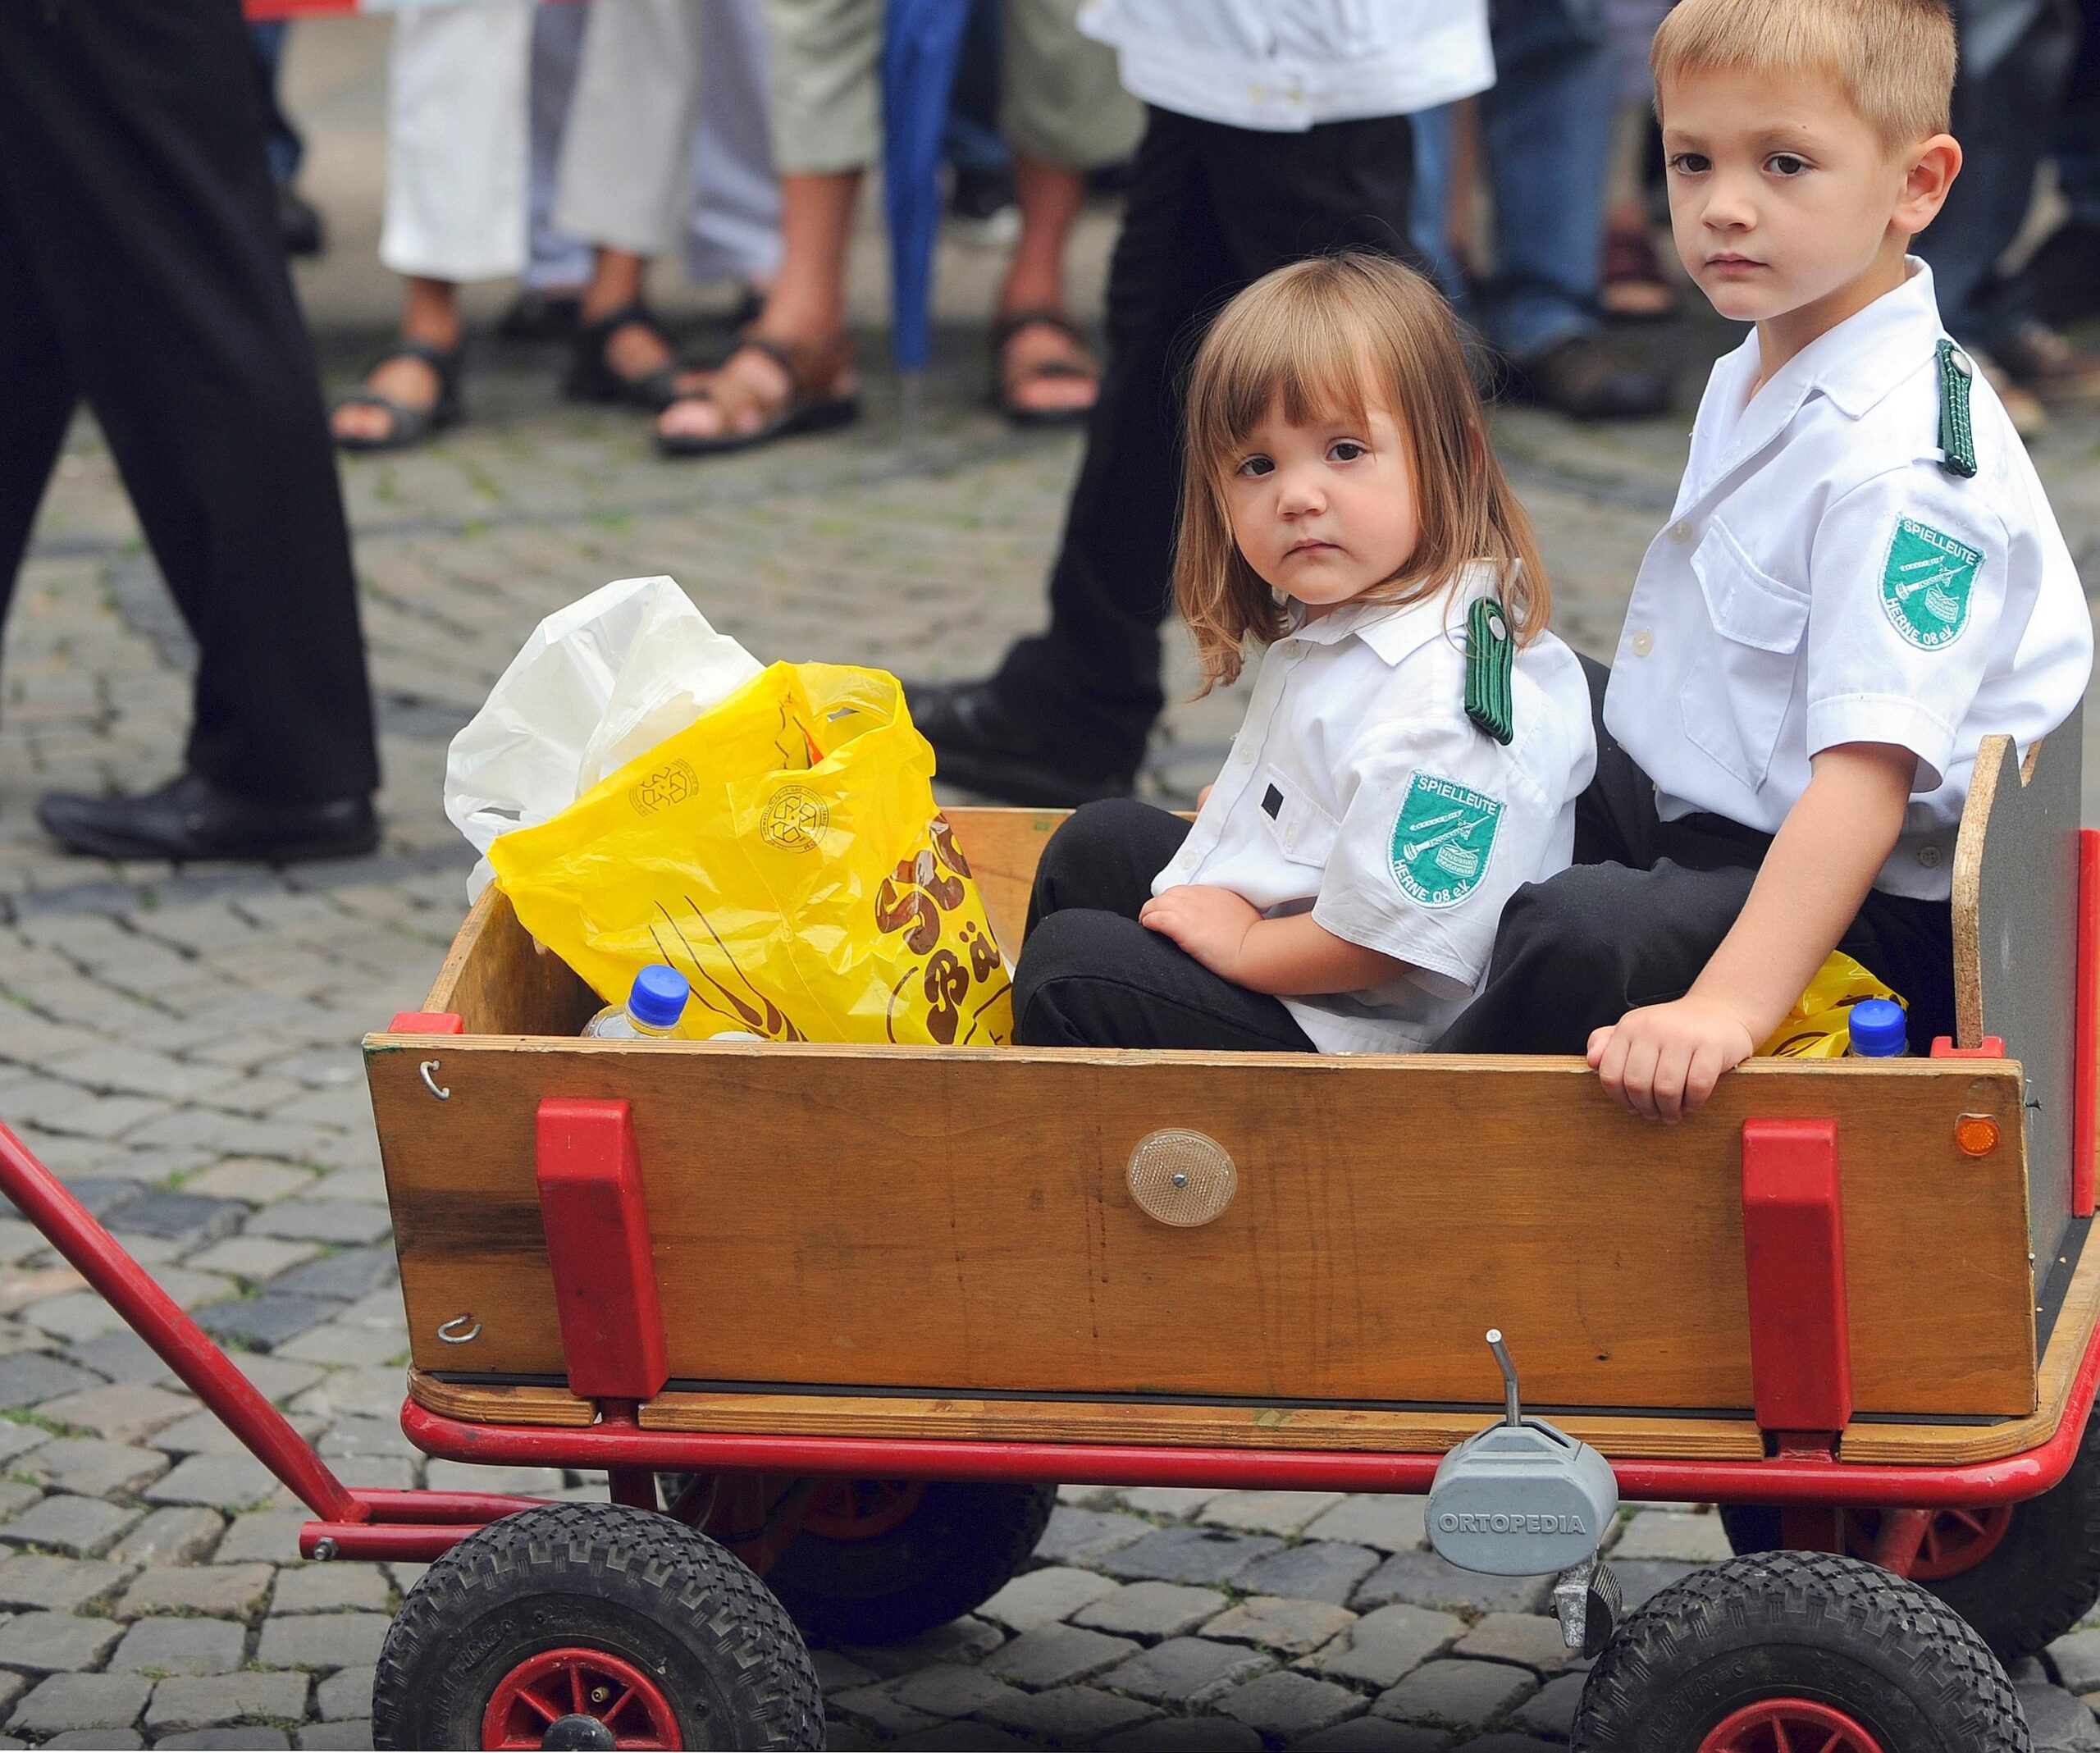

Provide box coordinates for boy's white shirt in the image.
[1605,259,2091,902]
[1153,572,1597,1054]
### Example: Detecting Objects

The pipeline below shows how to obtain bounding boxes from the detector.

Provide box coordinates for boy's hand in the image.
[1587,996,1757,1123]
[1140,883,1259,980]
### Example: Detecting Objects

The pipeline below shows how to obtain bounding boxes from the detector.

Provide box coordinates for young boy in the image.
[1436,0,2092,1118]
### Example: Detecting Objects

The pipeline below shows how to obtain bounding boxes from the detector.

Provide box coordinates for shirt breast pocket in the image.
[1258,769,1340,870]
[1682,522,1810,791]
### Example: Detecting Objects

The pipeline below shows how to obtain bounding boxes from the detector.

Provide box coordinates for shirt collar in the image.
[1280,564,1495,665]
[1745,256,1944,422]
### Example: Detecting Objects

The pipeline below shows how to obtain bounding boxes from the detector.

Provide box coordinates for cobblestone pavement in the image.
[2,16,2099,1750]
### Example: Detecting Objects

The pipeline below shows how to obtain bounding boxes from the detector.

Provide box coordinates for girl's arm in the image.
[1140,884,1408,995]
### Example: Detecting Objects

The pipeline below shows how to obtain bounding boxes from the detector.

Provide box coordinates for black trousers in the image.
[1434,660,1957,1056]
[989,105,1418,781]
[1012,798,1317,1052]
[0,0,379,806]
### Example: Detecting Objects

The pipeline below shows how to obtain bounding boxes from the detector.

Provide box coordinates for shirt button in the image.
[1284,829,1299,851]
[1631,628,1655,657]
[1234,745,1253,766]
[1669,520,1694,543]
[1919,845,1943,868]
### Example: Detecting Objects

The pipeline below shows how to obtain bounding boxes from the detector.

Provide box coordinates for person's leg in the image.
[520,1,591,299]
[0,0,378,833]
[2029,4,2100,327]
[1405,103,1468,304]
[685,0,783,289]
[0,177,78,635]
[1024,797,1193,934]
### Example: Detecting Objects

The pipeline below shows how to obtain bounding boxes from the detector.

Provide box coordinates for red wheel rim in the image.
[1698,1699,1885,1753]
[1844,1504,2016,1581]
[481,1647,682,1750]
[799,1478,927,1542]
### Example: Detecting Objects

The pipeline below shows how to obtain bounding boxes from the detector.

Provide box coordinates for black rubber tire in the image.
[1572,1550,2028,1752]
[371,1503,823,1751]
[1719,1413,2100,1664]
[766,1480,1056,1646]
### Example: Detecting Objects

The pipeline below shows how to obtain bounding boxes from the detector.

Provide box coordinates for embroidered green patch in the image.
[1390,773,1504,909]
[1879,516,1982,651]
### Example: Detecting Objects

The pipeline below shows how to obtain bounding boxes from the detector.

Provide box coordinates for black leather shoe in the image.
[908,679,1136,808]
[277,185,325,258]
[1503,332,1672,421]
[37,772,378,864]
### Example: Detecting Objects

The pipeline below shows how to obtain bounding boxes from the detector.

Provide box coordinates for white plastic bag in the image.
[445,576,762,896]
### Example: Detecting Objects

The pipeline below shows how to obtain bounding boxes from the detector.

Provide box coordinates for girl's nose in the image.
[1277,470,1326,515]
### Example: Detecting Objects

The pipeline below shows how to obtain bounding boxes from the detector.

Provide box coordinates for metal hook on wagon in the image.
[437,1314,481,1345]
[419,1061,450,1100]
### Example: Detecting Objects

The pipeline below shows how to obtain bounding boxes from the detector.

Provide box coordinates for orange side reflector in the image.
[1954,1114,2001,1157]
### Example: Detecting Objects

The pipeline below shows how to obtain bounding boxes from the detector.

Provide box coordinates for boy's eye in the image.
[1765,153,1810,176]
[1236,455,1275,478]
[1328,441,1367,463]
[1668,152,1710,175]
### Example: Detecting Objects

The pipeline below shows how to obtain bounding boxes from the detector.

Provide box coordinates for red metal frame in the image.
[1741,1119,1851,1443]
[536,1099,669,1403]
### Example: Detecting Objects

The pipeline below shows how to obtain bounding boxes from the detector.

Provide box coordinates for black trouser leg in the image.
[991,107,1418,778]
[0,0,379,806]
[1012,799,1317,1051]
[0,177,77,628]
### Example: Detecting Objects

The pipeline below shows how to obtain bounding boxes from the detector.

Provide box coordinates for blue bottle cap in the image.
[628,964,691,1029]
[1849,997,1907,1057]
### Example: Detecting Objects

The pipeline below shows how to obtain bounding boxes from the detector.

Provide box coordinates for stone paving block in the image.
[1217,1669,1369,1738]
[1354,1550,1552,1615]
[180,1162,316,1206]
[153,1408,327,1459]
[193,1296,345,1352]
[8,1670,151,1732]
[107,1616,246,1678]
[1374,1659,1538,1728]
[1099,1636,1276,1706]
[247,1203,392,1247]
[0,1486,36,1524]
[43,1736,139,1752]
[892,1722,1031,1751]
[159,1729,290,1751]
[0,1612,121,1674]
[0,1427,48,1469]
[1453,1613,1584,1677]
[1611,1509,1735,1564]
[1100,1718,1262,1753]
[27,1382,190,1445]
[1296,1721,1459,1752]
[27,1439,167,1499]
[1203,1595,1357,1655]
[294,1368,409,1423]
[315,1418,418,1463]
[336,1289,408,1333]
[1198,1490,1345,1535]
[1235,1539,1382,1605]
[1073,1582,1229,1642]
[1606,1560,1700,1614]
[144,1671,311,1733]
[0,1555,128,1613]
[1510,1672,1584,1737]
[298,1727,373,1752]
[977,1564,1121,1631]
[233,1354,328,1405]
[888,1662,1025,1719]
[2018,1680,2100,1751]
[118,1563,274,1619]
[272,1326,403,1370]
[21,1293,134,1345]
[1299,1603,1467,1689]
[828,1684,940,1738]
[61,1332,175,1388]
[270,1249,397,1302]
[984,1623,1139,1690]
[975,1683,1162,1746]
[810,1650,879,1695]
[830,1617,1002,1679]
[98,1191,244,1247]
[183,1238,322,1282]
[1033,1506,1152,1564]
[271,1564,391,1614]
[1097,1527,1284,1586]
[1114,1489,1230,1518]
[0,1354,101,1409]
[255,1612,390,1673]
[142,1454,279,1510]
[1440,1737,1561,1752]
[315,1666,376,1720]
[0,1493,140,1557]
[2052,1628,2100,1693]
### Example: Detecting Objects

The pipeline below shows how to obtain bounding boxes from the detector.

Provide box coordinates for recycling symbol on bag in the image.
[760,784,830,852]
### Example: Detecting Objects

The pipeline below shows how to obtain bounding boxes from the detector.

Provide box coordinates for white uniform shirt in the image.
[1077,1,1494,133]
[1153,577,1597,1054]
[1605,261,2092,902]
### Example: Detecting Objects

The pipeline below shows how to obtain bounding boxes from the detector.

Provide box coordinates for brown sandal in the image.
[655,332,860,458]
[993,308,1098,428]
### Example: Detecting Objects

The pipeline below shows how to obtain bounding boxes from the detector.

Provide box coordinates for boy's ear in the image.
[1896,134,1962,237]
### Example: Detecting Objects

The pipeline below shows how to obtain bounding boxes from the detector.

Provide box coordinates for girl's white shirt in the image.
[1077,1,1494,133]
[1153,573,1597,1053]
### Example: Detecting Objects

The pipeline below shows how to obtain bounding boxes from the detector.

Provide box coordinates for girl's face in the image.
[1225,394,1420,617]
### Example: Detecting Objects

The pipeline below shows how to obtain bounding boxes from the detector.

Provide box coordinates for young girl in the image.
[1009,253,1597,1054]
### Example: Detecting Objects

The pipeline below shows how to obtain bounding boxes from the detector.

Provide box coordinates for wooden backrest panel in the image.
[1954,703,2083,1268]
[366,1038,2034,1418]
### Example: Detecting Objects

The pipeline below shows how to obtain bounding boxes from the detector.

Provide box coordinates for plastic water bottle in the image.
[582,965,691,1039]
[1848,997,1908,1057]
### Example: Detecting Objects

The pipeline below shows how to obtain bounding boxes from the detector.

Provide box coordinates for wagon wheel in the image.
[1719,1407,2100,1661]
[371,1504,822,1751]
[1572,1552,2025,1753]
[765,1479,1055,1646]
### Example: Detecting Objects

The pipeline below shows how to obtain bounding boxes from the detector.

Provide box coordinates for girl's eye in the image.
[1668,152,1710,175]
[1328,441,1367,463]
[1766,153,1809,176]
[1236,456,1274,478]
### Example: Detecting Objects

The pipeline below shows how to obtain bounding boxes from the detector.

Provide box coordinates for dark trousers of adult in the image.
[987,106,1417,785]
[1433,660,1956,1057]
[0,0,379,807]
[1011,799,1317,1052]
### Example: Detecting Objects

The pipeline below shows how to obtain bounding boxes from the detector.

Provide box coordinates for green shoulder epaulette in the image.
[1465,597,1514,746]
[1937,338,1977,479]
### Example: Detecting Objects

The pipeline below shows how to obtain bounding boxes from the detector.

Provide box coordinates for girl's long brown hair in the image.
[1175,252,1550,692]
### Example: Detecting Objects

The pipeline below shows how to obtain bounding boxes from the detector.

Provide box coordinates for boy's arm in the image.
[1590,741,1916,1121]
[1141,886,1408,995]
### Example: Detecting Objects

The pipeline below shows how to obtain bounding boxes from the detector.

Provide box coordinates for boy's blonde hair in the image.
[1650,0,1956,144]
[1174,253,1549,693]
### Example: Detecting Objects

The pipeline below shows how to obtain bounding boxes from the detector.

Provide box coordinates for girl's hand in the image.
[1140,883,1260,980]
[1196,783,1215,809]
[1586,996,1757,1123]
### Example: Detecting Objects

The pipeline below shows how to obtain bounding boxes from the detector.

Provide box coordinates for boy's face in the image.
[1659,65,1929,327]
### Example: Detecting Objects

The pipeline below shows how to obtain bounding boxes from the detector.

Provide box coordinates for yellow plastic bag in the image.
[1758,952,1903,1058]
[490,661,1013,1046]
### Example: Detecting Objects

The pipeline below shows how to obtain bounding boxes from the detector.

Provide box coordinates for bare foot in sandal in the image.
[655,332,859,455]
[996,308,1098,426]
[331,338,463,452]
